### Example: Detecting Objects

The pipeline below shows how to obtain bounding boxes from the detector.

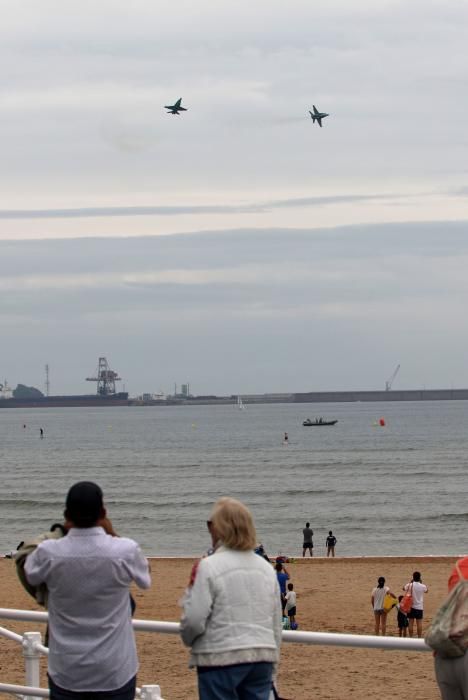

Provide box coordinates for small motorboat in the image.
[303,418,338,426]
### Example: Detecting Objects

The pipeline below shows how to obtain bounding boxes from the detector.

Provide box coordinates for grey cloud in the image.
[451,187,468,197]
[2,221,468,394]
[0,205,262,220]
[0,192,417,220]
[1,219,467,295]
[1,220,468,279]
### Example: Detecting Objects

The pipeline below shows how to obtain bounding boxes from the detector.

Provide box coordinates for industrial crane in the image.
[385,364,400,391]
[86,357,122,396]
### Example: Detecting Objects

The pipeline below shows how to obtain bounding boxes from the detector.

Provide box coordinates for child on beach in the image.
[285,582,297,627]
[397,595,409,637]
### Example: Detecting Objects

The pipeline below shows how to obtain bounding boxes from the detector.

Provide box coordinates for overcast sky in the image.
[1,1,468,395]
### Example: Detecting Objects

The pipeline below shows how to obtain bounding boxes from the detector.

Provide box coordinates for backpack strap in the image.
[455,560,466,582]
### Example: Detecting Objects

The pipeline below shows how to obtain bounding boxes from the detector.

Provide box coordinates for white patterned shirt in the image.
[25,526,151,691]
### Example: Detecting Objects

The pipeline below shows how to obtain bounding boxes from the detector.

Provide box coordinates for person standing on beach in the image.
[371,576,395,636]
[24,481,151,700]
[403,571,428,638]
[275,562,290,613]
[302,522,313,557]
[180,497,282,700]
[326,530,337,557]
[285,582,297,628]
[434,556,468,700]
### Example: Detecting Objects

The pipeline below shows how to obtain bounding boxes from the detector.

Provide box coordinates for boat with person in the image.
[303,418,338,426]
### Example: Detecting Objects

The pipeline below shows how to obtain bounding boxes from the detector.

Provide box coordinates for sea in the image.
[0,401,466,558]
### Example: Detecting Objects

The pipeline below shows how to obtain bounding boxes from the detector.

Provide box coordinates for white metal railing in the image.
[0,610,166,700]
[0,607,430,699]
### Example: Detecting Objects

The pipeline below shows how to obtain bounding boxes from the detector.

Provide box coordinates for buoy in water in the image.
[379,418,386,427]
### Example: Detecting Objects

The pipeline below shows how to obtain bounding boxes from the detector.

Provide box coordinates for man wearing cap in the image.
[25,481,151,700]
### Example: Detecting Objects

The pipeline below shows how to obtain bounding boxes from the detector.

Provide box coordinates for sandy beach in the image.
[0,555,457,700]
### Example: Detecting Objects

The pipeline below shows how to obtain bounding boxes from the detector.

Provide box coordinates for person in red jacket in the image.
[434,556,468,700]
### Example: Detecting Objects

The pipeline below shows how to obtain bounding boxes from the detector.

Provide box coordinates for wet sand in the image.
[0,555,457,699]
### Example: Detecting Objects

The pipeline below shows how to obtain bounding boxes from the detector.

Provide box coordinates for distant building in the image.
[0,381,13,400]
[139,392,167,402]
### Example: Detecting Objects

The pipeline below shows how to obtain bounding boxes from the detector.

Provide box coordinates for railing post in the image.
[140,685,163,700]
[22,631,42,700]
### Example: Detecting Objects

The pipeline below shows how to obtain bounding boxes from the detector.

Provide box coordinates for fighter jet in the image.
[165,98,188,115]
[309,105,329,127]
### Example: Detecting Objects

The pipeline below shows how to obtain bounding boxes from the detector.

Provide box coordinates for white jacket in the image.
[180,546,282,666]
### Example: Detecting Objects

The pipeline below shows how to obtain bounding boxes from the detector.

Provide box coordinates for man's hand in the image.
[98,517,118,536]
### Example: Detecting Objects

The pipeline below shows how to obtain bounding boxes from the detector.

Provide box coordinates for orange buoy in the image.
[379,417,386,427]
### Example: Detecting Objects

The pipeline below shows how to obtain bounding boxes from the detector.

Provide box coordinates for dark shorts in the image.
[408,608,423,620]
[287,606,296,617]
[303,543,313,549]
[48,675,136,700]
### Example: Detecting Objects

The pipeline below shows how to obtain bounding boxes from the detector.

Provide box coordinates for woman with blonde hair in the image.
[180,497,282,700]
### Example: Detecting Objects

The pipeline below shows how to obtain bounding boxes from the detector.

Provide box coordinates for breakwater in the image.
[134,388,468,406]
[2,388,468,409]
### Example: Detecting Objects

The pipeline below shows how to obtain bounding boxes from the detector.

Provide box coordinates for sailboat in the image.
[237,396,246,410]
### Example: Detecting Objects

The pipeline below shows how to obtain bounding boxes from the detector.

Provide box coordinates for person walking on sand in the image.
[403,571,428,638]
[302,522,313,557]
[371,576,395,636]
[326,530,337,557]
[434,556,468,700]
[24,481,151,700]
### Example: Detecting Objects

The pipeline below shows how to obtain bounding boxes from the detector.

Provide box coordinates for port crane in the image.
[385,364,400,391]
[86,357,122,396]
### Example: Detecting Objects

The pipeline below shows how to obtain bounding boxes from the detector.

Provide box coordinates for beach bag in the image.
[400,583,413,615]
[425,562,468,658]
[15,524,66,606]
[383,592,397,613]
